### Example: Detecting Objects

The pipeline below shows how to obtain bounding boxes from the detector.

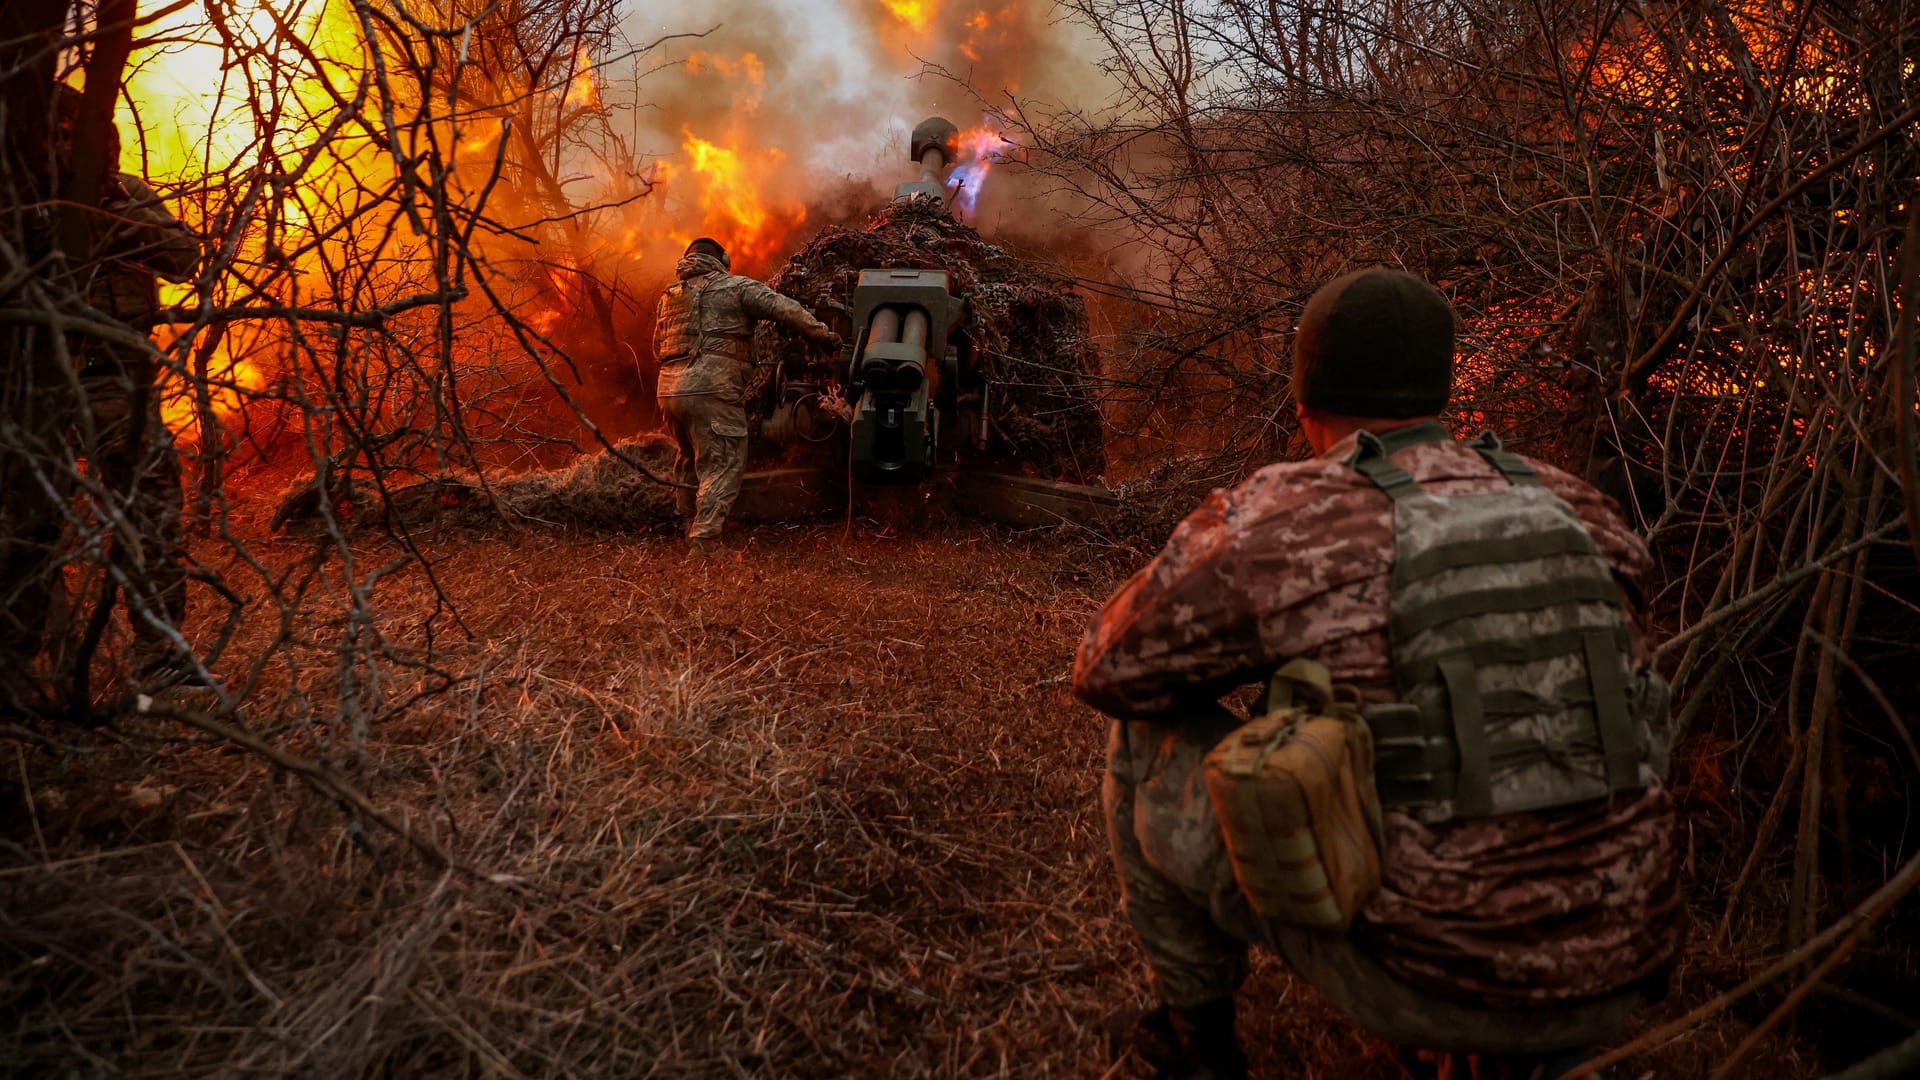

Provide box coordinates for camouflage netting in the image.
[754,196,1107,483]
[271,437,681,533]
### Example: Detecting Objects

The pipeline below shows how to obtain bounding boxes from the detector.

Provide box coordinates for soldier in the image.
[653,237,840,552]
[1074,268,1682,1079]
[58,87,203,686]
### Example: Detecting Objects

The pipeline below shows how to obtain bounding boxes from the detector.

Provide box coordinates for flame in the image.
[120,1,357,185]
[115,0,366,442]
[684,135,768,235]
[156,336,270,447]
[671,50,802,270]
[947,122,1013,217]
[881,0,939,31]
[563,58,600,110]
[679,131,806,268]
[686,51,766,81]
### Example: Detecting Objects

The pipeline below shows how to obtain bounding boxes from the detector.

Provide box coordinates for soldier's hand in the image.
[814,328,844,350]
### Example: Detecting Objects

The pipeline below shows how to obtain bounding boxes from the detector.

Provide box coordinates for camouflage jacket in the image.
[1074,430,1684,1007]
[87,173,199,327]
[654,265,828,400]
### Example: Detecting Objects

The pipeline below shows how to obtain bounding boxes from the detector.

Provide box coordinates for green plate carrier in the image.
[1351,423,1668,821]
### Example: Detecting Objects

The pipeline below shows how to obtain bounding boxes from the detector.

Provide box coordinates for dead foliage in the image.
[0,527,1819,1078]
[2,528,1124,1076]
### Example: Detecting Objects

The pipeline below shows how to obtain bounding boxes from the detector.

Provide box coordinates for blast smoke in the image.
[601,0,1103,272]
[511,0,1111,439]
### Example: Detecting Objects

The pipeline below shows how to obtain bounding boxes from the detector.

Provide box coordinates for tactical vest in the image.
[657,273,756,366]
[1352,425,1669,823]
[655,276,705,363]
[91,174,197,327]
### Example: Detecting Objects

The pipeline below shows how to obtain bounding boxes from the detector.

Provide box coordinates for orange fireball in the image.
[153,329,269,447]
[678,131,807,270]
[881,0,939,32]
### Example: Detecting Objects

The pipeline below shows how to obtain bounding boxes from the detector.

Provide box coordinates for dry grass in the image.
[0,524,1821,1077]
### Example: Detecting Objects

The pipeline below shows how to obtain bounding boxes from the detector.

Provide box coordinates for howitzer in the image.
[739,117,1118,526]
[845,268,964,482]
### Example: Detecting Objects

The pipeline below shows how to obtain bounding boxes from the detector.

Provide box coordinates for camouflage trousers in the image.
[659,392,748,540]
[1104,710,1643,1055]
[82,360,187,660]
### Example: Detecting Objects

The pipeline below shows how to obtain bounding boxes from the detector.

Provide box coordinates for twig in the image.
[1893,203,1920,571]
[132,698,520,888]
[1563,844,1920,1079]
[1655,520,1905,662]
[1625,97,1920,387]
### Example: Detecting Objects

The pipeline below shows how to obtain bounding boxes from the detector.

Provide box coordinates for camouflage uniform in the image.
[1075,427,1683,1054]
[80,173,200,660]
[654,253,833,539]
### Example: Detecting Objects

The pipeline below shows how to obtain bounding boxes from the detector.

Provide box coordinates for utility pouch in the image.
[1204,659,1384,932]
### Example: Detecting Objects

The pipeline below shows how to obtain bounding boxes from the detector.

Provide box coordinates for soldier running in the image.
[1074,268,1682,1079]
[653,237,840,553]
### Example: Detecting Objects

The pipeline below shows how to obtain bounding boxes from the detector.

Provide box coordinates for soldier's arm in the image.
[114,174,199,283]
[739,280,837,342]
[1071,488,1267,720]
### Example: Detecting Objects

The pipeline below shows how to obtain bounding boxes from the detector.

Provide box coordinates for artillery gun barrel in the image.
[917,147,947,187]
[895,117,961,203]
[901,309,929,349]
[867,307,903,347]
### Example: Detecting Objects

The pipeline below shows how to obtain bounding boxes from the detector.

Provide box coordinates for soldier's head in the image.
[1291,267,1453,451]
[684,237,730,269]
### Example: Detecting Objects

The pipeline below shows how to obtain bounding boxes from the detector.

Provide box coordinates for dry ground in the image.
[0,523,1817,1077]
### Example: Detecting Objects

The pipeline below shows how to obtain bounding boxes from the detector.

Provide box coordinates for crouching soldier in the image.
[1074,268,1682,1079]
[653,237,840,553]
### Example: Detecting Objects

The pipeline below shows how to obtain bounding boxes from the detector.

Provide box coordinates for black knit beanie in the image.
[1291,268,1454,418]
